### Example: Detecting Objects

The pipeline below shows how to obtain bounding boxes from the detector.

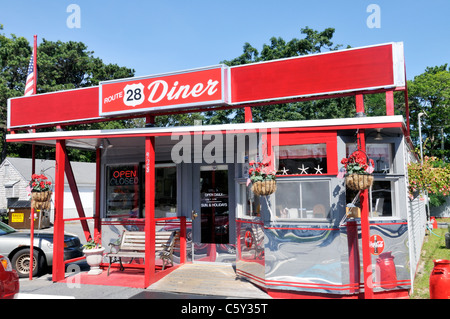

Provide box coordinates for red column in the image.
[358,129,374,298]
[245,106,253,123]
[144,133,156,287]
[355,94,364,115]
[179,216,187,264]
[29,207,34,280]
[346,220,360,294]
[94,148,101,241]
[52,140,66,282]
[386,90,394,116]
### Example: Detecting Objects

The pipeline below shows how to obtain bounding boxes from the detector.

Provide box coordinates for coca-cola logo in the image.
[100,66,226,116]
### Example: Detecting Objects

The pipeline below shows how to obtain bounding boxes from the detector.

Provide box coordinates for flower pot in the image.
[345,173,374,191]
[31,191,52,202]
[83,247,105,275]
[252,180,277,196]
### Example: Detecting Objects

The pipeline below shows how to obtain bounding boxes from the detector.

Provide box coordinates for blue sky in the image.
[0,0,448,80]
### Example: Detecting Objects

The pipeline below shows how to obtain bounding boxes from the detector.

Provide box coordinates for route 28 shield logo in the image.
[123,83,145,107]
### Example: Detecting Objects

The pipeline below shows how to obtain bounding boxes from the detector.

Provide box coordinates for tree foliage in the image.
[199,27,356,126]
[0,29,135,161]
[408,156,450,206]
[407,64,450,161]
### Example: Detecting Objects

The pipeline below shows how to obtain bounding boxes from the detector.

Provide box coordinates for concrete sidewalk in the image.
[15,262,271,299]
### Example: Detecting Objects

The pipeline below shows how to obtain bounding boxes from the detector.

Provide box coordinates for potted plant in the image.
[82,234,105,275]
[248,160,277,196]
[28,174,52,210]
[340,150,375,191]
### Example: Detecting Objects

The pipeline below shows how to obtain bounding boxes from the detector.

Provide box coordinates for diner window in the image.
[106,164,140,218]
[105,163,177,218]
[370,180,395,218]
[152,164,177,218]
[346,179,397,218]
[238,183,261,218]
[346,143,393,174]
[345,143,398,218]
[274,179,331,220]
[277,144,327,175]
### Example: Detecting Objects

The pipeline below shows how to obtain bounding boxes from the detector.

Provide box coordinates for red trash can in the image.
[429,259,450,299]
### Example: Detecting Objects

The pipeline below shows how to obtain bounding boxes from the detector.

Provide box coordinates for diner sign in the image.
[7,43,405,129]
[100,66,228,116]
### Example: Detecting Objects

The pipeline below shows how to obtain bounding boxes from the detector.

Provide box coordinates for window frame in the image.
[344,141,402,220]
[275,131,338,176]
[104,162,178,219]
[271,176,332,221]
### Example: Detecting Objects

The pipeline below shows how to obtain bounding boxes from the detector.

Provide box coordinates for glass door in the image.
[191,165,233,262]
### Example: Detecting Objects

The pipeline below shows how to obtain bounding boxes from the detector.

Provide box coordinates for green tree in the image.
[203,26,354,125]
[0,29,135,162]
[407,64,450,160]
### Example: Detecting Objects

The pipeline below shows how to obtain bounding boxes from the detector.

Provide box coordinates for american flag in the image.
[24,49,35,96]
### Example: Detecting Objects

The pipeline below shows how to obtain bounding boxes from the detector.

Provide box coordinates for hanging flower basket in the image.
[340,150,375,191]
[252,180,277,196]
[31,190,52,202]
[29,174,52,210]
[248,160,277,196]
[345,173,374,191]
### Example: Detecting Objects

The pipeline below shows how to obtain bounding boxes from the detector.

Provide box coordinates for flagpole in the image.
[30,34,37,281]
[33,35,37,95]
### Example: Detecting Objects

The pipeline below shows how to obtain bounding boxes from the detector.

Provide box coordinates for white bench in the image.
[106,230,179,275]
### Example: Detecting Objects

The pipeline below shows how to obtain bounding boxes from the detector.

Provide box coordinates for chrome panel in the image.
[236,218,411,296]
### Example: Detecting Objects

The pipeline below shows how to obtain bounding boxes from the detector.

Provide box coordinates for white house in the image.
[0,157,96,221]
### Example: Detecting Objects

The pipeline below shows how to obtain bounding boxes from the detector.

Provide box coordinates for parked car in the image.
[0,221,83,278]
[0,254,19,299]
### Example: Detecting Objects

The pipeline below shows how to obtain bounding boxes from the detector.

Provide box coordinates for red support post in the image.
[179,216,187,264]
[144,116,156,287]
[29,207,34,280]
[30,128,36,280]
[346,220,360,294]
[355,94,364,115]
[52,140,66,282]
[385,90,394,116]
[358,129,374,299]
[245,106,253,123]
[94,148,101,241]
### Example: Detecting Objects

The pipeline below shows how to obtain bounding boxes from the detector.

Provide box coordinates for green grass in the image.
[410,218,450,299]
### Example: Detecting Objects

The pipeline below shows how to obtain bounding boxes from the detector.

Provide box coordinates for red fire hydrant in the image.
[429,259,450,299]
[375,251,397,289]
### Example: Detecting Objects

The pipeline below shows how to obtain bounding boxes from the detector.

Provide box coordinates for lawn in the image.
[410,218,450,299]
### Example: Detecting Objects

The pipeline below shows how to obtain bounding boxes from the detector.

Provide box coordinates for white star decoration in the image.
[298,164,309,174]
[278,167,290,175]
[382,165,390,174]
[314,165,323,174]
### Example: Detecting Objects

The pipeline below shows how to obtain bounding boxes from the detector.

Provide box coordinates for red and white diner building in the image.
[6,42,428,299]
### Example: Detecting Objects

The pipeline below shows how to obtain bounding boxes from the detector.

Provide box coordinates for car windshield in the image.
[0,222,16,235]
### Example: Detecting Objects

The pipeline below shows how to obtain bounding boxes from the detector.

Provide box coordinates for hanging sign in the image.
[100,65,228,116]
[369,234,385,255]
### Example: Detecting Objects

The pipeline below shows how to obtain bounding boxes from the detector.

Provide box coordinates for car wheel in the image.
[11,248,45,278]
